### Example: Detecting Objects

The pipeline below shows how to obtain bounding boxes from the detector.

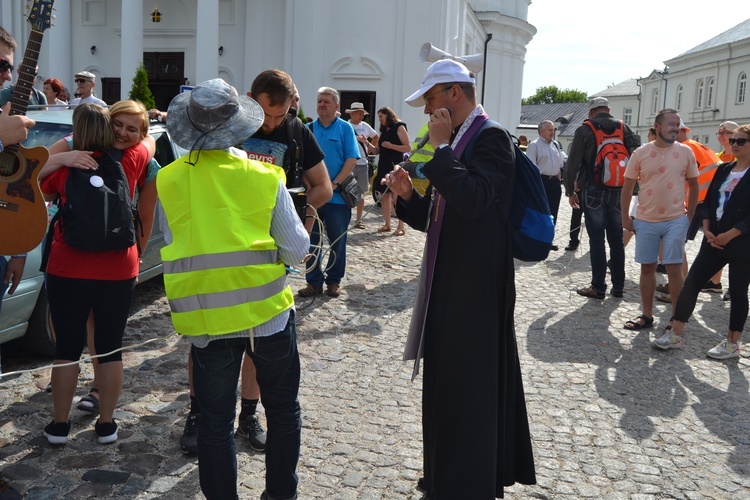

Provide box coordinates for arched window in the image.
[651,88,659,114]
[676,85,683,110]
[739,72,747,104]
[706,77,715,108]
[696,79,704,108]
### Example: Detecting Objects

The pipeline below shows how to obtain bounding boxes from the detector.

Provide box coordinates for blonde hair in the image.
[109,99,149,138]
[72,104,114,151]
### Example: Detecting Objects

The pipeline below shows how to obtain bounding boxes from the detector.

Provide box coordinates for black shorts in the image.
[46,274,136,363]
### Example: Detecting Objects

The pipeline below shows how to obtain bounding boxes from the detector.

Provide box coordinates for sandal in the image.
[576,285,604,299]
[655,283,670,294]
[354,221,365,229]
[624,315,654,330]
[77,388,100,413]
[393,228,405,236]
[377,226,391,232]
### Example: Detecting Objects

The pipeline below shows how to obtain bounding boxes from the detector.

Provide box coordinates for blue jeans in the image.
[191,312,301,500]
[306,202,351,288]
[583,187,625,293]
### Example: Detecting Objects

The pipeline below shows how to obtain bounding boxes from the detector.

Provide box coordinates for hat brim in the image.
[167,92,264,151]
[345,108,368,115]
[405,84,431,107]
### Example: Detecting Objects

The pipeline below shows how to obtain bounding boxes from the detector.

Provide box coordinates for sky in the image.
[522,1,744,99]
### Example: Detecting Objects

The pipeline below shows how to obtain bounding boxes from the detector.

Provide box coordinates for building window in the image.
[651,89,659,114]
[696,79,704,108]
[623,107,632,126]
[676,85,683,110]
[739,72,747,104]
[706,77,715,108]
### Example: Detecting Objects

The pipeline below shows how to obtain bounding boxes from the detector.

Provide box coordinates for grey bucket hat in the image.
[167,78,263,151]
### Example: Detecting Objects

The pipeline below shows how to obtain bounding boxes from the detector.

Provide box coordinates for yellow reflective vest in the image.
[407,122,434,195]
[157,150,294,336]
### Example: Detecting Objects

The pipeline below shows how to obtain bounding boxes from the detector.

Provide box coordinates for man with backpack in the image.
[565,96,641,299]
[384,59,536,498]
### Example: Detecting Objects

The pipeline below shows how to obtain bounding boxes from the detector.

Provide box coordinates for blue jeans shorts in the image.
[633,215,689,265]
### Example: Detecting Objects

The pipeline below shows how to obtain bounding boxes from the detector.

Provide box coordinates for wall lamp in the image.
[219,46,224,56]
[90,45,96,55]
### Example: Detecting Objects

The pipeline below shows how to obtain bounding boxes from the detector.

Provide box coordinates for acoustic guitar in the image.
[0,0,55,255]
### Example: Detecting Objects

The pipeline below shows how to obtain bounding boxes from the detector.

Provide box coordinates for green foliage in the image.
[128,63,156,110]
[522,85,588,105]
[296,106,308,122]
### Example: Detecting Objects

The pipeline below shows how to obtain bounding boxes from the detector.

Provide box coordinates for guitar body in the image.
[0,0,55,255]
[0,145,49,254]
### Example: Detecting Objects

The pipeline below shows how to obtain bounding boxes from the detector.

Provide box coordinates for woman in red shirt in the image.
[41,102,155,445]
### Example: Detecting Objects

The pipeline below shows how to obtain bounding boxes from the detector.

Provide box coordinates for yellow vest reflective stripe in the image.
[168,274,288,312]
[162,249,279,274]
[157,151,294,336]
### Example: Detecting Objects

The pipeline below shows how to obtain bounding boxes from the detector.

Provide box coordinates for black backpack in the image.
[46,151,138,256]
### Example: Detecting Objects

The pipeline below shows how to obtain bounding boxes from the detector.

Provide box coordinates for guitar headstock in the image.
[27,0,55,34]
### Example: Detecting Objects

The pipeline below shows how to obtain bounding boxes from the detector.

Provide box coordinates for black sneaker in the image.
[237,414,267,452]
[43,420,71,445]
[701,281,722,293]
[95,419,118,444]
[180,413,199,454]
[656,263,667,274]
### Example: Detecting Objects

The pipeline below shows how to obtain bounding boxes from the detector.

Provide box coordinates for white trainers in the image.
[707,339,740,360]
[652,331,683,350]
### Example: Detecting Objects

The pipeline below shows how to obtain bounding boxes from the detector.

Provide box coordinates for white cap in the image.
[405,59,475,107]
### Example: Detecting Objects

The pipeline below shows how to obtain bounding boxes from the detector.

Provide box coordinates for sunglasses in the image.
[74,78,89,84]
[0,59,13,74]
[717,131,734,136]
[729,138,749,146]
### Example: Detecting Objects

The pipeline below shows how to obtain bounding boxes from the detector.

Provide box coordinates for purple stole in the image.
[404,114,489,380]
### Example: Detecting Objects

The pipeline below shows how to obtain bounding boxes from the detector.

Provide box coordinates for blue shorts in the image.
[633,216,689,265]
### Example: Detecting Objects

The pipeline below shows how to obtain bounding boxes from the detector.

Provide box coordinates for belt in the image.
[541,174,559,180]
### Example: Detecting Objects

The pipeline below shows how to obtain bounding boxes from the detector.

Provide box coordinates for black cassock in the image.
[397,120,536,499]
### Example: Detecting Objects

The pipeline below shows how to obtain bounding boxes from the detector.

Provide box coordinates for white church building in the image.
[1,0,537,131]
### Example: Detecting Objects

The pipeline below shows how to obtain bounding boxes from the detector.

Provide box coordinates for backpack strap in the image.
[284,114,305,188]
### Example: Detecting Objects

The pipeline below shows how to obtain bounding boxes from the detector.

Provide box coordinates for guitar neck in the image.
[10,30,44,117]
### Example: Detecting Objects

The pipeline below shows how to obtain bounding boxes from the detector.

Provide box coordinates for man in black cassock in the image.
[385,59,536,499]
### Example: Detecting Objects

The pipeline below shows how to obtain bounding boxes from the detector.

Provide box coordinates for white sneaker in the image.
[652,331,683,350]
[707,339,740,360]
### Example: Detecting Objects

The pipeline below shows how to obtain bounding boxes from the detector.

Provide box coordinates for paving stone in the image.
[0,199,748,498]
[81,469,131,484]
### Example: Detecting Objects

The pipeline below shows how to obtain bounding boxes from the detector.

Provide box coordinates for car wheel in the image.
[20,284,56,357]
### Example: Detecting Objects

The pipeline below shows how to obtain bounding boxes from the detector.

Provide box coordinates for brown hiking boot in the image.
[325,284,341,298]
[298,284,322,297]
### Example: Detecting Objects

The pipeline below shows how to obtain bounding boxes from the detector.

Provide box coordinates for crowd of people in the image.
[532,95,750,361]
[2,17,749,499]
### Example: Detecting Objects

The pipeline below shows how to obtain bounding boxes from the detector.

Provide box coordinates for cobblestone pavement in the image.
[1,199,750,499]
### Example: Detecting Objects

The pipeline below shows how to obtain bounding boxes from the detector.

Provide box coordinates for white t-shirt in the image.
[717,169,748,220]
[70,94,107,106]
[349,120,378,165]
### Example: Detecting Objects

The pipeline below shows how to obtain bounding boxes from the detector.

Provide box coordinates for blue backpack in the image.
[466,121,554,262]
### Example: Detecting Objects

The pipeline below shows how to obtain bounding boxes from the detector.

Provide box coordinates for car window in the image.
[22,122,72,149]
[153,131,176,166]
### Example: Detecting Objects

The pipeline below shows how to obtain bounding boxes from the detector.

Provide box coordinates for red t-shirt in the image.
[40,144,150,280]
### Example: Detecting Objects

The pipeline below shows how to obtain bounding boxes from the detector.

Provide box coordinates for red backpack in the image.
[585,119,630,189]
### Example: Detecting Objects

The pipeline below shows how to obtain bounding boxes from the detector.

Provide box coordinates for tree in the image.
[128,63,156,110]
[522,85,588,105]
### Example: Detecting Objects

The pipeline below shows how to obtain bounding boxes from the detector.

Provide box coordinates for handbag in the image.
[339,173,364,208]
